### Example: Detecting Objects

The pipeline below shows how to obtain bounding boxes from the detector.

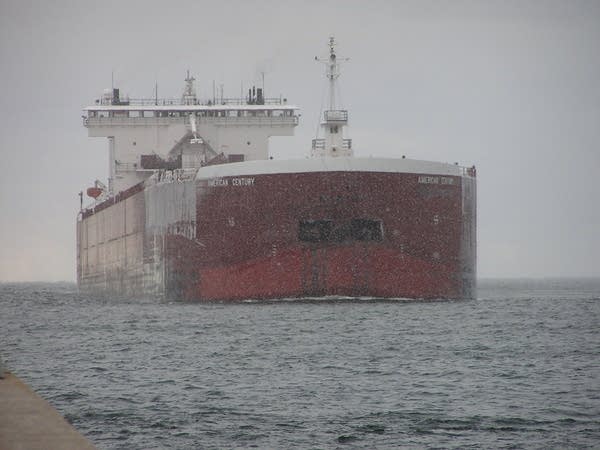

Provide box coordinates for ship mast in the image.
[326,37,339,111]
[182,70,197,105]
[312,37,352,157]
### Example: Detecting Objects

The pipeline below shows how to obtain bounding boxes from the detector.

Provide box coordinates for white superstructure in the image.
[83,80,299,194]
[312,37,353,158]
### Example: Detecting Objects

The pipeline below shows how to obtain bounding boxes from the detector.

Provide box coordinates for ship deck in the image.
[195,156,474,180]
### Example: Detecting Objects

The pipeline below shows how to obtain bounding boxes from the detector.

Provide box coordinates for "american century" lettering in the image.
[208,177,255,187]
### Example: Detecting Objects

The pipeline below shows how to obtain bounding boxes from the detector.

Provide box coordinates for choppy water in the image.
[1,279,599,449]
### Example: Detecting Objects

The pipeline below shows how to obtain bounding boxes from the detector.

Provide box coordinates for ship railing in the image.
[460,165,477,177]
[206,116,299,126]
[312,139,325,150]
[113,160,197,177]
[96,97,289,107]
[147,168,198,185]
[311,138,352,150]
[84,115,299,127]
[324,110,348,122]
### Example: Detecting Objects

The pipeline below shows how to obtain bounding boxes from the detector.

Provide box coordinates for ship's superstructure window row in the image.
[83,81,299,194]
[86,109,296,119]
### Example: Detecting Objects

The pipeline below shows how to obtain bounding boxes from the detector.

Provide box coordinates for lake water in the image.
[1,279,599,449]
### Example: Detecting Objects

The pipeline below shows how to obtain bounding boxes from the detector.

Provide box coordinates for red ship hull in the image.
[78,162,476,301]
[166,170,475,300]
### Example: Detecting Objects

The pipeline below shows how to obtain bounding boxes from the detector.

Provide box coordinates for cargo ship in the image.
[77,38,476,301]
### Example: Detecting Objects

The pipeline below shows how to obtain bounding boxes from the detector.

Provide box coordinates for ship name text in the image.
[418,176,455,185]
[208,177,255,187]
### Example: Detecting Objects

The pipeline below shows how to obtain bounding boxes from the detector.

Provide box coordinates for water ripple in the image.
[1,279,599,449]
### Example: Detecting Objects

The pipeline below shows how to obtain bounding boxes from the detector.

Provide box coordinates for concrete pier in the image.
[0,371,97,450]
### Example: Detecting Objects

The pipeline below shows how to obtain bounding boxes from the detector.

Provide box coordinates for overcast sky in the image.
[1,0,599,281]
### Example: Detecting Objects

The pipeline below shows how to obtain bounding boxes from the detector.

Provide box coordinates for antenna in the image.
[315,36,349,110]
[182,71,197,104]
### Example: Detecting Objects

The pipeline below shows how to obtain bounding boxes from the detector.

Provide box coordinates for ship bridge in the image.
[83,78,299,194]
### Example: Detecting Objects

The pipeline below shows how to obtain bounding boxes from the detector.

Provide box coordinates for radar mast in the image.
[312,37,352,157]
[182,70,197,105]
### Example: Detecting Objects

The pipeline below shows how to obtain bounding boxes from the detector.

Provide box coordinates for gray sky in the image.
[1,0,599,281]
